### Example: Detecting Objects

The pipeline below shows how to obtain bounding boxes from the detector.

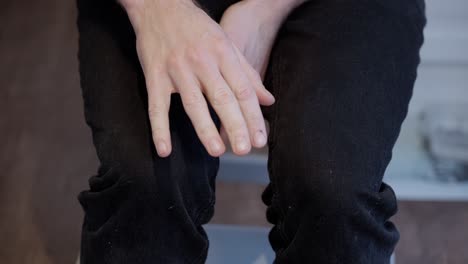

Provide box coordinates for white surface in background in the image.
[409,0,468,115]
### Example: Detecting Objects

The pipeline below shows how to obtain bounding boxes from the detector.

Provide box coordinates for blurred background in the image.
[1,0,467,263]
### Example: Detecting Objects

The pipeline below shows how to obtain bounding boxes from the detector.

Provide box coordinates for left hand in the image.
[219,0,301,143]
[220,0,286,80]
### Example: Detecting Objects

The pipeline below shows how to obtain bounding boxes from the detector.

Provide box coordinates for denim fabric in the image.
[76,0,426,263]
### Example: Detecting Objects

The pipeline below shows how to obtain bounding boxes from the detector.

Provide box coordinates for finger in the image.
[146,73,173,157]
[168,62,225,157]
[193,58,251,155]
[234,46,275,106]
[218,46,268,149]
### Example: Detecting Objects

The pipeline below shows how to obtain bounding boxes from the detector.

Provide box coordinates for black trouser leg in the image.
[261,1,426,263]
[76,0,236,263]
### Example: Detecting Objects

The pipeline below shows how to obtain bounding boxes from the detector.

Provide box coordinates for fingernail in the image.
[266,91,275,103]
[210,139,222,155]
[270,95,275,103]
[235,136,249,153]
[254,130,266,146]
[157,141,168,156]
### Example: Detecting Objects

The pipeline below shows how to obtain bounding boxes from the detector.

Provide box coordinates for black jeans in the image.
[76,0,426,263]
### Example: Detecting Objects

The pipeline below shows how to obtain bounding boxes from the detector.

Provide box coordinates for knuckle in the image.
[249,114,265,128]
[186,46,206,65]
[225,121,246,136]
[150,123,167,140]
[212,38,230,56]
[235,83,254,101]
[144,67,166,91]
[151,126,164,137]
[212,88,234,106]
[250,70,263,83]
[198,125,214,138]
[148,104,165,118]
[183,90,204,109]
[167,53,183,70]
[150,64,164,76]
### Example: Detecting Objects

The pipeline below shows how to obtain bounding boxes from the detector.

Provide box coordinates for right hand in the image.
[120,0,275,158]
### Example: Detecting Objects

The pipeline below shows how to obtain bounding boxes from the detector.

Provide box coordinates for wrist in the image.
[270,0,306,10]
[118,0,143,11]
[245,0,305,24]
[250,0,306,12]
[119,0,198,34]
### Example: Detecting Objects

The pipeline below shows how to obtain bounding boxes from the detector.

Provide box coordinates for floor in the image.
[0,0,467,263]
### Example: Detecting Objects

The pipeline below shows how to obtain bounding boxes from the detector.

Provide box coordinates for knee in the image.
[79,156,217,232]
[269,121,397,219]
[288,168,364,218]
[270,146,397,221]
[78,163,150,231]
[306,177,397,217]
[286,173,399,236]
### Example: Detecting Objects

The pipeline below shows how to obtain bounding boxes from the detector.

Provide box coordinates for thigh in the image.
[264,0,426,188]
[261,0,426,262]
[76,0,150,173]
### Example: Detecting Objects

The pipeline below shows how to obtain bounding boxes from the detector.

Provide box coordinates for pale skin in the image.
[118,0,306,157]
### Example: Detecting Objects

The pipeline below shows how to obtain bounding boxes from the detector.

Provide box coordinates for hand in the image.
[220,1,279,80]
[220,0,305,79]
[120,0,276,157]
[218,0,302,143]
